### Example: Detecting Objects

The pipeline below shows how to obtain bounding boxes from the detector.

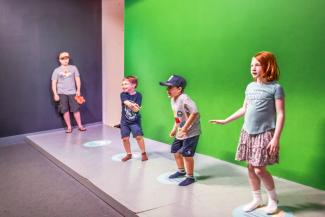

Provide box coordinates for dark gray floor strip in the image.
[25,137,137,217]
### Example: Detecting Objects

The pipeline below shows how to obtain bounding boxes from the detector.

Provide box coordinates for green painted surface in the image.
[125,0,325,190]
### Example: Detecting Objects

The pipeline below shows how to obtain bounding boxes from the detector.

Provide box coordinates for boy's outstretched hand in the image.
[209,120,227,125]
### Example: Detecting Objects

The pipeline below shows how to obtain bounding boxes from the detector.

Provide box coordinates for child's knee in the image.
[122,137,130,142]
[183,156,193,162]
[247,164,255,172]
[135,136,143,142]
[254,167,266,176]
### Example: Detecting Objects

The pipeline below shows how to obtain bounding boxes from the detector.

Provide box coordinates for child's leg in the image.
[174,153,184,170]
[63,112,72,131]
[169,139,186,178]
[121,137,132,161]
[178,156,196,186]
[248,164,261,191]
[59,95,72,132]
[67,95,84,130]
[177,136,199,186]
[254,166,278,214]
[135,136,148,161]
[135,136,145,153]
[183,157,194,176]
[168,153,186,178]
[253,166,275,190]
[179,135,199,178]
[122,137,131,154]
[73,111,85,130]
[243,164,263,212]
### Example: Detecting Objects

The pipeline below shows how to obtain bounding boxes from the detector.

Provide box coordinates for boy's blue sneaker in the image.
[169,171,186,179]
[179,177,195,186]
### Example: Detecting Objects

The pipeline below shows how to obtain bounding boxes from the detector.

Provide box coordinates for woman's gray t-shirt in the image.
[243,81,284,135]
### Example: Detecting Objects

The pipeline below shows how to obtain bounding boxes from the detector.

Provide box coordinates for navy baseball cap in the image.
[159,75,187,89]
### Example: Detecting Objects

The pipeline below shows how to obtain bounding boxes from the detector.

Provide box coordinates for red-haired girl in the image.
[210,51,285,214]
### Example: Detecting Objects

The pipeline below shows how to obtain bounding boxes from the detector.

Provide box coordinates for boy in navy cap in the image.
[160,75,201,186]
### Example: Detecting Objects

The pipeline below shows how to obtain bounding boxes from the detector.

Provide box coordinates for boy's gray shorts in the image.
[58,94,80,114]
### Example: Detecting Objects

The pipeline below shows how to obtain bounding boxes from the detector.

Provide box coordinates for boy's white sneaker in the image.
[243,199,263,212]
[266,199,278,214]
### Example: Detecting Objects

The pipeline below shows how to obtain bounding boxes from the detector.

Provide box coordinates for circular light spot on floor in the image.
[111,152,141,162]
[157,172,200,185]
[83,140,112,148]
[232,205,294,217]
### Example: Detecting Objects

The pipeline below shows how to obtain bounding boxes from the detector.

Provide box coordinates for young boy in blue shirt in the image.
[160,75,201,186]
[120,76,148,162]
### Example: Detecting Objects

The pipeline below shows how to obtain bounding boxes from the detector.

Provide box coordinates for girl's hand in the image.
[54,94,60,102]
[209,119,227,125]
[267,138,279,156]
[169,129,177,138]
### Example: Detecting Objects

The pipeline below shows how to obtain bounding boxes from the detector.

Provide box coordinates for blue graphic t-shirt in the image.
[120,92,142,124]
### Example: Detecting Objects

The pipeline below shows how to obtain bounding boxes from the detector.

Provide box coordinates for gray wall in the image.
[0,0,102,137]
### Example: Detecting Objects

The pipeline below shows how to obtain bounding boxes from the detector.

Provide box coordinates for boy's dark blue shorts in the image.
[58,94,79,114]
[120,123,144,138]
[171,135,200,157]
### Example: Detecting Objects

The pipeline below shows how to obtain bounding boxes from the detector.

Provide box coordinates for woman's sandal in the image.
[65,128,72,133]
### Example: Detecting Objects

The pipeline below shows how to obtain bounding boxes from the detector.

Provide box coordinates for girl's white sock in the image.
[243,190,263,212]
[266,188,278,214]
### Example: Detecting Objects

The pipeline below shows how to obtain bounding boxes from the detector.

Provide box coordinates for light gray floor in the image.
[26,124,325,217]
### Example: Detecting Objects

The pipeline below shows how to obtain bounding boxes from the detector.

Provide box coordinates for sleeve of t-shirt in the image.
[51,68,59,80]
[73,65,80,77]
[244,84,250,96]
[120,92,128,104]
[184,97,198,114]
[274,85,285,99]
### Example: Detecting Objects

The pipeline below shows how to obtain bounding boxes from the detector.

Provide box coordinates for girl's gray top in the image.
[243,81,284,135]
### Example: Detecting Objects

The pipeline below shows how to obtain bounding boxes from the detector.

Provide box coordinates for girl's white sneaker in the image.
[243,199,263,212]
[266,199,278,214]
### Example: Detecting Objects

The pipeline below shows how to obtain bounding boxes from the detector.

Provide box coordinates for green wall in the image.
[125,0,325,190]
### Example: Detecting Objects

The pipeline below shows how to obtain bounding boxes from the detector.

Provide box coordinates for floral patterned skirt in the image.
[235,129,279,167]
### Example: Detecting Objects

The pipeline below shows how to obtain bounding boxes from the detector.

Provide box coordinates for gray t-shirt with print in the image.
[171,93,201,140]
[51,65,80,95]
[243,81,284,135]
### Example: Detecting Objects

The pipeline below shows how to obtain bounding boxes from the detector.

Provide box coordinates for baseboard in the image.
[0,122,103,147]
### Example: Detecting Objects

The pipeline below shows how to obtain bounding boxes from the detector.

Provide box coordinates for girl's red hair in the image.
[254,51,280,82]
